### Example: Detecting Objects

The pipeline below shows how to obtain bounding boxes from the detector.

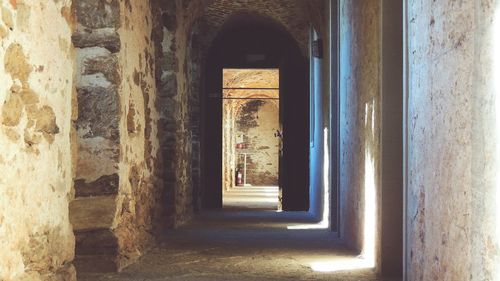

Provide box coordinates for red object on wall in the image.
[236,168,243,186]
[236,143,247,149]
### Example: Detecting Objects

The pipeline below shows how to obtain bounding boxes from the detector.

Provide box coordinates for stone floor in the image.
[78,187,394,281]
[223,186,279,210]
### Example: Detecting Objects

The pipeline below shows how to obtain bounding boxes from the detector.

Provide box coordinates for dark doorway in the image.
[202,13,310,211]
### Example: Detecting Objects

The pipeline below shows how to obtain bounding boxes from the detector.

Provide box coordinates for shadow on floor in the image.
[78,204,397,281]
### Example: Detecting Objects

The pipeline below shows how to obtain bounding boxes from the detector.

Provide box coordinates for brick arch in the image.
[193,1,311,56]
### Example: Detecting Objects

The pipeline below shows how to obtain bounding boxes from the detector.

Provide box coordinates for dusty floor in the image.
[78,187,394,281]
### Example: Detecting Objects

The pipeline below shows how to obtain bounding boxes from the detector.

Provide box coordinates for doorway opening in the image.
[221,68,280,210]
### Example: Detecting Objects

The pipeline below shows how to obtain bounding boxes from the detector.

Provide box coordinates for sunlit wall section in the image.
[338,0,381,271]
[472,1,500,279]
[494,3,500,279]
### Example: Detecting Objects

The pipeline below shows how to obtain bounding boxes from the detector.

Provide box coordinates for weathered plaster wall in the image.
[115,0,160,271]
[235,100,279,186]
[339,0,381,268]
[0,1,76,280]
[222,100,236,190]
[406,0,500,279]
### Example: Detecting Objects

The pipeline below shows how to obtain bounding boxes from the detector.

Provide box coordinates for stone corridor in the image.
[1,0,500,280]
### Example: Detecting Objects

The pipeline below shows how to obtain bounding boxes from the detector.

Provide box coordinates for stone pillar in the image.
[70,0,121,272]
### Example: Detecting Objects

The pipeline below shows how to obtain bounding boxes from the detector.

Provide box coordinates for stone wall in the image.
[71,0,160,272]
[406,0,500,279]
[154,0,205,227]
[0,1,76,280]
[339,0,381,267]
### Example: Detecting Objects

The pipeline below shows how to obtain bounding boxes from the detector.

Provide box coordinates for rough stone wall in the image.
[71,0,122,272]
[187,24,203,211]
[407,0,500,279]
[0,1,76,280]
[235,100,279,186]
[154,0,205,227]
[71,0,160,272]
[339,0,381,267]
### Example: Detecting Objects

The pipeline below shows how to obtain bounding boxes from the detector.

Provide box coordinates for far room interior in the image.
[221,68,280,210]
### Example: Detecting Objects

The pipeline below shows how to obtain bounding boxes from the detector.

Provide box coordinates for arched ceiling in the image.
[201,0,310,52]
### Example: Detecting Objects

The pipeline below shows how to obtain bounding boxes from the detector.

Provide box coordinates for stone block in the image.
[76,85,119,141]
[69,196,117,231]
[72,28,121,53]
[159,72,177,97]
[75,174,119,197]
[75,0,120,29]
[81,53,120,85]
[75,229,118,255]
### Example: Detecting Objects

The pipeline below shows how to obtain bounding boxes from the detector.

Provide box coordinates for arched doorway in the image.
[201,13,310,211]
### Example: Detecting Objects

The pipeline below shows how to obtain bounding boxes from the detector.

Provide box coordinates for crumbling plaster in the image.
[114,0,160,270]
[0,0,76,280]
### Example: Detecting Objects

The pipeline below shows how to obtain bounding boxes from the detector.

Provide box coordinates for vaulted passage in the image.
[1,1,500,281]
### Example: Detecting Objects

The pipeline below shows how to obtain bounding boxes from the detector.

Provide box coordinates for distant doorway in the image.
[221,69,280,210]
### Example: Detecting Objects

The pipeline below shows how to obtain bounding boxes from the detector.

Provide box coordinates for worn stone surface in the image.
[72,28,121,53]
[72,0,123,271]
[75,174,119,197]
[74,0,120,29]
[70,196,117,231]
[76,85,119,140]
[154,0,198,227]
[75,229,118,255]
[339,0,381,270]
[0,1,76,280]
